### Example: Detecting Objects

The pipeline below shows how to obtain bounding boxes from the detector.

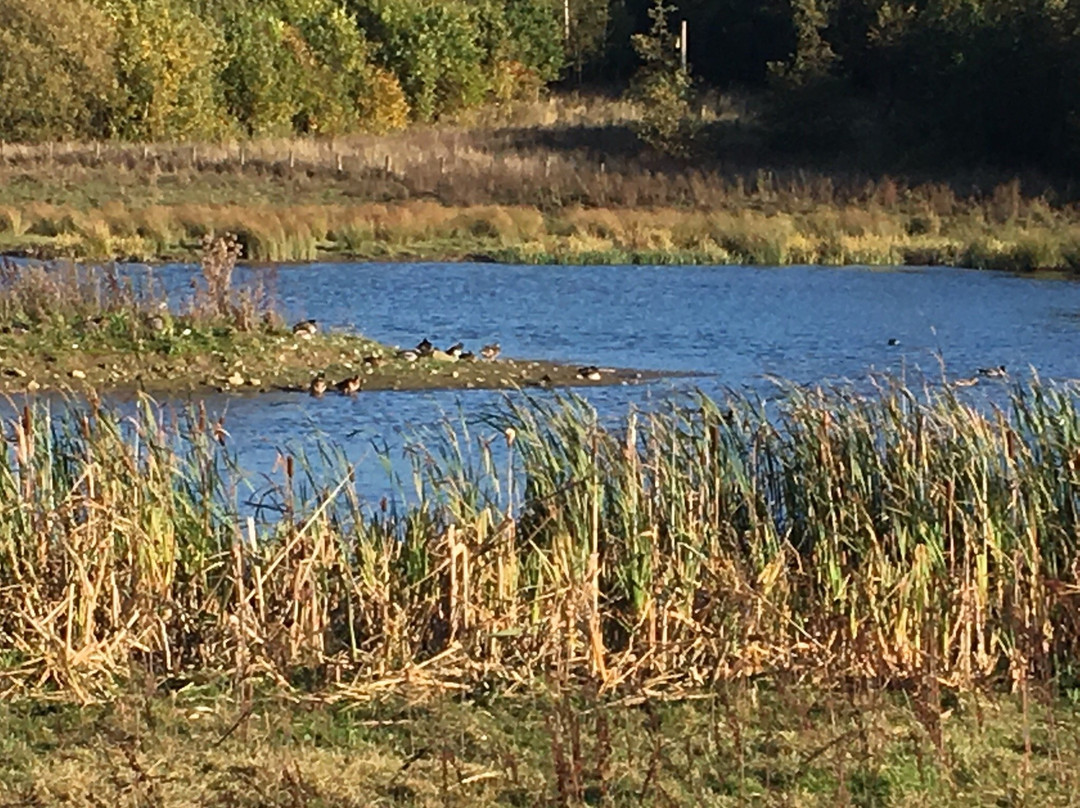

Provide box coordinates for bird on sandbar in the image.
[481,342,500,361]
[398,349,419,363]
[292,319,317,338]
[459,351,476,362]
[309,376,328,397]
[415,337,435,357]
[577,365,602,381]
[335,375,362,395]
[446,341,465,359]
[977,365,1008,379]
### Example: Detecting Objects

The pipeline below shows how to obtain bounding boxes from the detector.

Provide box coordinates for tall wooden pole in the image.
[680,19,688,72]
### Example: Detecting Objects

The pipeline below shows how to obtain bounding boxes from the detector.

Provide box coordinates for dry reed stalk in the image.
[3,379,1080,700]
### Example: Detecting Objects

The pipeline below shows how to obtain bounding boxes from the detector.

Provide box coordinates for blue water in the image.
[103,261,1080,501]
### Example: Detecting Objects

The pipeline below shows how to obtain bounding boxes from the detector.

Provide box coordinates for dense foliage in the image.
[0,0,564,140]
[2,0,1079,173]
[610,0,1080,172]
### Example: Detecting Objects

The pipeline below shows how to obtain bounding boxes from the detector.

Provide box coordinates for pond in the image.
[113,261,1080,501]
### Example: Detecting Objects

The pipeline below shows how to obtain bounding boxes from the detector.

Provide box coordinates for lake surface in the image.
[118,262,1080,501]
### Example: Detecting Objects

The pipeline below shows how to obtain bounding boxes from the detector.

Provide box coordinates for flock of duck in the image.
[887,338,1009,387]
[293,319,610,397]
[295,320,510,397]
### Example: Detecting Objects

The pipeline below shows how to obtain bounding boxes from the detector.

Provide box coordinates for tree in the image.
[628,0,694,156]
[0,0,119,140]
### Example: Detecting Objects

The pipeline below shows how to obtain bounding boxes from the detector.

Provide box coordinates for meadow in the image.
[2,95,1078,270]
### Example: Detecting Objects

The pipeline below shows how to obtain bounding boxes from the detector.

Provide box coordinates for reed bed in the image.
[4,198,1080,270]
[4,378,1080,700]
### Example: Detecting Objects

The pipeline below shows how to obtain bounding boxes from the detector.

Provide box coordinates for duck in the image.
[953,376,979,388]
[398,349,419,363]
[977,365,1008,379]
[887,338,900,346]
[146,314,167,334]
[335,375,362,395]
[292,319,318,338]
[480,342,501,361]
[415,337,435,357]
[459,351,476,362]
[446,341,465,359]
[309,376,328,397]
[577,365,602,381]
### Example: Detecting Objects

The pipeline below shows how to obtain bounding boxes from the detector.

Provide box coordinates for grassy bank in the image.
[0,241,637,395]
[3,684,1078,806]
[1,98,1078,269]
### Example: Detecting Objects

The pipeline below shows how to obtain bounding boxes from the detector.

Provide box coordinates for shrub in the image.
[0,0,119,140]
[352,0,488,121]
[214,0,376,136]
[104,0,227,141]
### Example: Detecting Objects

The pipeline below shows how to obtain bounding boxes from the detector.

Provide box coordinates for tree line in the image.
[2,0,1078,173]
[600,0,1080,174]
[0,0,564,141]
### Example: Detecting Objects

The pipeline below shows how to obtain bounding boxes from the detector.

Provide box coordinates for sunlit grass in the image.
[3,376,1080,699]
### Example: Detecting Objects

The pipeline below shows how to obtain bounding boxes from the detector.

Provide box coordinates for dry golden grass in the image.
[2,195,1079,270]
[0,92,1076,268]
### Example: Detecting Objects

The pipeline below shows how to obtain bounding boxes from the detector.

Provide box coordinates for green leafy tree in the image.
[352,0,488,121]
[211,0,377,136]
[103,0,226,140]
[0,0,119,140]
[628,0,694,156]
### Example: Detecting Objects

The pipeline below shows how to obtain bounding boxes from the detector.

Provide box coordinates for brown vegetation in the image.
[0,98,1075,269]
[3,377,1080,703]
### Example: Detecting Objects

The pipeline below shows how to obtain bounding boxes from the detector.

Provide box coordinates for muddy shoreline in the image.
[0,329,677,397]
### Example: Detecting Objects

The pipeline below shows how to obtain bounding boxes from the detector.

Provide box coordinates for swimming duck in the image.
[953,376,979,388]
[309,376,328,397]
[335,375,362,395]
[292,319,318,338]
[415,337,435,357]
[446,341,464,358]
[577,365,602,381]
[481,342,500,361]
[887,338,900,346]
[977,365,1007,379]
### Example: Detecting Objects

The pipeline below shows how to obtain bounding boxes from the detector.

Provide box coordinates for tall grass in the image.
[0,236,279,341]
[5,198,1080,270]
[0,95,1077,268]
[4,378,1080,699]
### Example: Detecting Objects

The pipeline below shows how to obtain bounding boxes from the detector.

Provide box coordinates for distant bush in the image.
[0,0,566,141]
[0,0,119,140]
[627,0,696,157]
[104,0,226,140]
[213,0,377,136]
